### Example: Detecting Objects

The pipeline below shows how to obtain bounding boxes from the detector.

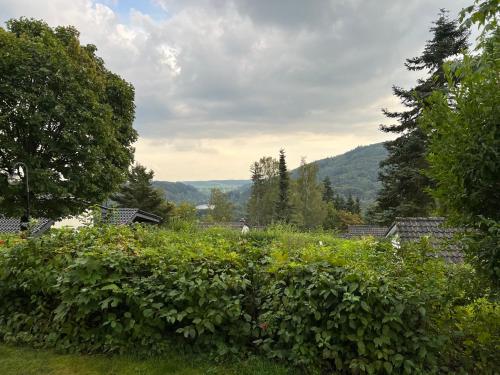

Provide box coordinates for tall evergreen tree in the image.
[422,4,500,280]
[354,197,361,215]
[345,193,355,213]
[375,10,469,224]
[111,164,173,220]
[322,176,335,203]
[275,149,292,222]
[334,194,346,211]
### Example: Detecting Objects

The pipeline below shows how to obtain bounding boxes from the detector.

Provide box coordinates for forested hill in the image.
[152,180,250,204]
[182,180,250,194]
[154,142,387,205]
[152,181,207,204]
[303,142,387,203]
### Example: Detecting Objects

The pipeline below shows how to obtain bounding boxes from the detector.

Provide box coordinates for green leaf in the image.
[357,341,366,355]
[383,362,393,374]
[418,307,426,317]
[101,284,120,292]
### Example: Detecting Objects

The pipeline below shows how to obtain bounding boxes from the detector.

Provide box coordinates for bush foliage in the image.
[0,226,497,374]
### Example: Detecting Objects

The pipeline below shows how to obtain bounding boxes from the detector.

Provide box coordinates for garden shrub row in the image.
[0,226,498,374]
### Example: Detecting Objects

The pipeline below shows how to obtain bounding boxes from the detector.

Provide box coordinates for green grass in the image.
[0,344,296,375]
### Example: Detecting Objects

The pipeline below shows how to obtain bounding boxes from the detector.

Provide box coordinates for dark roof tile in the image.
[388,217,460,242]
[386,217,464,262]
[100,208,162,225]
[344,225,389,238]
[0,217,54,236]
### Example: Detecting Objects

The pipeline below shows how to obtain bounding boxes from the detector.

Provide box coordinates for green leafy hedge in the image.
[0,226,497,374]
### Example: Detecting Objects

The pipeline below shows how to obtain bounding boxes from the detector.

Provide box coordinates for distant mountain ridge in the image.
[154,142,387,206]
[152,181,207,204]
[304,142,387,203]
[152,180,251,204]
[182,180,250,194]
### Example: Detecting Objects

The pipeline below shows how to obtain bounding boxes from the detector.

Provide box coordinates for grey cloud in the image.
[0,0,471,141]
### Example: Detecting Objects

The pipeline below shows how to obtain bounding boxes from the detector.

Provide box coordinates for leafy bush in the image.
[439,298,500,374]
[0,226,496,373]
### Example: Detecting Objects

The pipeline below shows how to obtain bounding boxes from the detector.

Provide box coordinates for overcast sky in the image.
[0,0,470,180]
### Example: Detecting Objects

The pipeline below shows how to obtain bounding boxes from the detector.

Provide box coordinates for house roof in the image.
[100,207,162,225]
[386,217,460,241]
[0,217,54,236]
[386,217,463,263]
[343,225,389,238]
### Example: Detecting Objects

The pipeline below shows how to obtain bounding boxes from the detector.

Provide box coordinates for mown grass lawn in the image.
[0,344,296,375]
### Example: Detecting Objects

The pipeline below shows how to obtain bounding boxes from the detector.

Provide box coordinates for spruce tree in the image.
[334,194,346,211]
[111,164,173,220]
[346,193,355,213]
[375,10,469,224]
[322,176,334,203]
[354,197,361,215]
[275,149,291,222]
[422,7,500,281]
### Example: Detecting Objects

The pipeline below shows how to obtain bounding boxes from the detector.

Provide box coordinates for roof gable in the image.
[101,208,162,225]
[386,217,460,242]
[0,217,54,236]
[344,225,389,238]
[386,217,464,263]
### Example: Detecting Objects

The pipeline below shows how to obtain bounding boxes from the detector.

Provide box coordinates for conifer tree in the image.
[354,197,361,215]
[422,2,500,281]
[375,10,469,224]
[275,149,292,222]
[111,164,173,220]
[346,193,355,213]
[334,194,346,211]
[322,176,335,203]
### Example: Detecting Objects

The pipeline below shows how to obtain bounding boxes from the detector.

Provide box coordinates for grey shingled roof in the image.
[386,217,461,241]
[100,207,162,225]
[344,225,389,238]
[0,217,54,236]
[386,217,463,263]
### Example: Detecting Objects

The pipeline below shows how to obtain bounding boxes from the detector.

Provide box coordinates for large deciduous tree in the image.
[291,159,326,229]
[0,18,137,219]
[375,10,469,224]
[208,188,234,222]
[247,156,279,225]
